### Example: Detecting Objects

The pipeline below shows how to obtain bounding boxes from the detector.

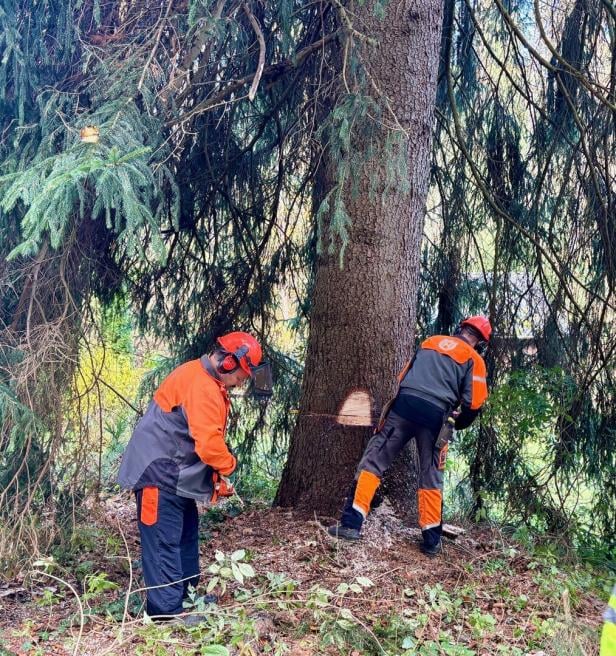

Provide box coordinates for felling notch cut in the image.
[336,390,373,427]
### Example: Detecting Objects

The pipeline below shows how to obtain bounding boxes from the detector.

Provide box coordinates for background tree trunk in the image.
[276,0,444,516]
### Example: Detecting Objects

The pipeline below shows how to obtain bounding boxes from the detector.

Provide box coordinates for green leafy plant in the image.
[467,608,497,638]
[35,586,64,607]
[83,571,119,601]
[207,549,256,595]
[513,593,529,611]
[200,647,230,656]
[336,575,374,595]
[264,571,298,598]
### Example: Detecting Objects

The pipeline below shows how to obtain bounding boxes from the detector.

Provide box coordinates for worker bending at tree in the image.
[118,332,264,624]
[328,316,491,556]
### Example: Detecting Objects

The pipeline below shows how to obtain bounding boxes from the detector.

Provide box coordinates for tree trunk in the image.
[276,0,444,516]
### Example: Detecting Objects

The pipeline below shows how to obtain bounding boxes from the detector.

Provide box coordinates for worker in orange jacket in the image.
[118,331,264,621]
[328,316,491,556]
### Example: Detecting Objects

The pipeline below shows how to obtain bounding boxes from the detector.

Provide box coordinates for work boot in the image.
[419,540,442,557]
[327,524,361,541]
[153,594,217,626]
[165,613,207,628]
[191,593,218,605]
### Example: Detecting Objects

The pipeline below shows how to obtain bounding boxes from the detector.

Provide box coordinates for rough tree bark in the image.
[276,0,444,516]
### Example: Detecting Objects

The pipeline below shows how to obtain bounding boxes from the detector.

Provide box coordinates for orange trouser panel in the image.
[417,488,442,529]
[141,486,159,526]
[353,470,381,516]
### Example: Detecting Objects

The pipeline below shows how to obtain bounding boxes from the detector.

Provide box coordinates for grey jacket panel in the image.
[117,401,215,501]
[176,459,216,501]
[399,348,473,410]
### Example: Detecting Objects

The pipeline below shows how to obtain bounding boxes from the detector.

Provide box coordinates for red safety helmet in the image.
[460,316,492,342]
[217,331,262,376]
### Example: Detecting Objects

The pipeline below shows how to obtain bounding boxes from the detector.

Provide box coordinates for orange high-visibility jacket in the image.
[376,335,488,432]
[118,357,236,501]
[399,335,488,412]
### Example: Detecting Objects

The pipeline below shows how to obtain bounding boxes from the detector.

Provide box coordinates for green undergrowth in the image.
[2,509,611,656]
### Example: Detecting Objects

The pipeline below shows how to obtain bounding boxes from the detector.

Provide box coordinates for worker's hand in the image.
[211,471,235,504]
[217,475,235,498]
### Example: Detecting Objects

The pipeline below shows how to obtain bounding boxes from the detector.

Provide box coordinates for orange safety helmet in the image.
[460,316,492,341]
[217,331,262,376]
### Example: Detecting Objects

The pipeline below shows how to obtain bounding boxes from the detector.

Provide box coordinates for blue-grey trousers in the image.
[135,487,200,617]
[341,410,446,547]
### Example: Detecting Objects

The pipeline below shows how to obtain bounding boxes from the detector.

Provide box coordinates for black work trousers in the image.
[135,487,200,617]
[340,409,446,547]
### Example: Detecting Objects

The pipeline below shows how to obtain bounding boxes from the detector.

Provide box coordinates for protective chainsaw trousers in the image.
[135,487,200,617]
[340,409,447,547]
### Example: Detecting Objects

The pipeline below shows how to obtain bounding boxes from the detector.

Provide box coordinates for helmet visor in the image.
[248,362,273,400]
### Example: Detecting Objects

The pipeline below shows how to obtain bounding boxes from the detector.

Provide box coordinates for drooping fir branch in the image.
[424,0,616,541]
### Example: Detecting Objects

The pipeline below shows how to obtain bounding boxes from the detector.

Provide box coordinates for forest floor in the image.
[0,493,609,656]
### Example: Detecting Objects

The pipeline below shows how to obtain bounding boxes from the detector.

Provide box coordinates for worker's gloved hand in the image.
[211,472,235,504]
[217,475,235,497]
[453,405,479,430]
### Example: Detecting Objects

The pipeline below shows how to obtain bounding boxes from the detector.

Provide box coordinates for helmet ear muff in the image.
[216,332,262,374]
[216,344,253,376]
[456,324,488,353]
[219,354,239,374]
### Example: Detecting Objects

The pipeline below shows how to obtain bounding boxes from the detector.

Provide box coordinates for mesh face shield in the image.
[474,340,488,356]
[248,362,273,401]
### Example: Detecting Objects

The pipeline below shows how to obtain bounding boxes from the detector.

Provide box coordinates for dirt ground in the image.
[0,494,607,655]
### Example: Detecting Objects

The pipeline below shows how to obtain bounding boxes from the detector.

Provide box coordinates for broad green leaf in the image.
[336,619,354,630]
[238,563,255,578]
[201,646,229,656]
[339,608,354,620]
[231,561,244,585]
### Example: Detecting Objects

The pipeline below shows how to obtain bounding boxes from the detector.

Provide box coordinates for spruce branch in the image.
[137,0,174,93]
[170,29,342,125]
[243,2,266,102]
